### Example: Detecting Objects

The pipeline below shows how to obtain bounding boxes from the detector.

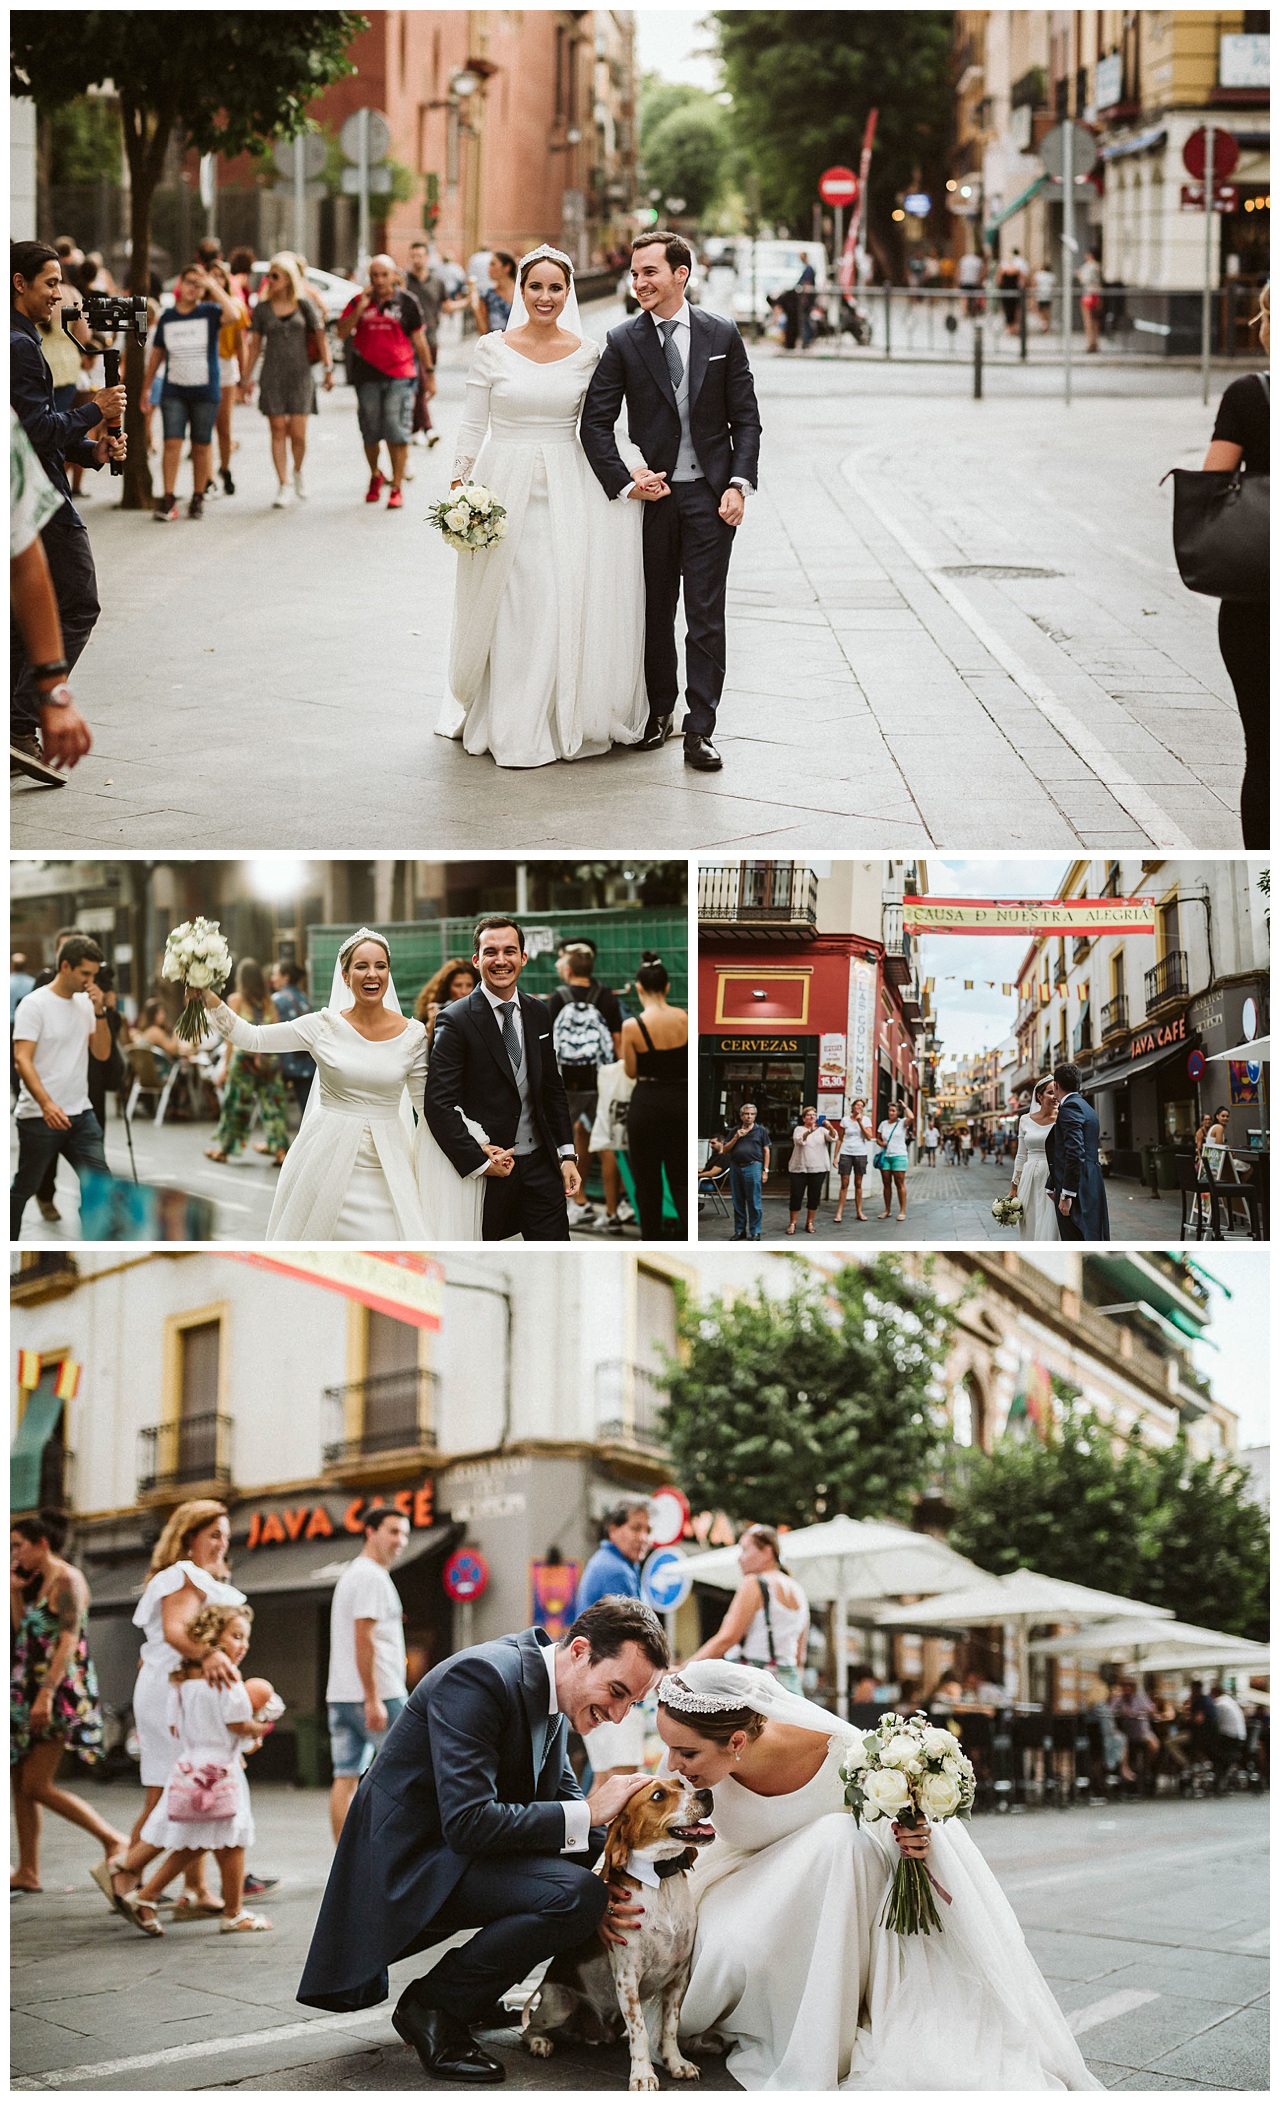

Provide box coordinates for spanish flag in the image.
[54,1359,81,1402]
[17,1351,41,1390]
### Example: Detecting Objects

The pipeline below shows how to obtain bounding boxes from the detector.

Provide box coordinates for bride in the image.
[434,244,650,768]
[199,930,501,1240]
[650,1662,1098,2091]
[1011,1077,1060,1240]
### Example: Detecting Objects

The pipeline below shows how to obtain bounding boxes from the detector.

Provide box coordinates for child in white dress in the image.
[121,1603,282,1937]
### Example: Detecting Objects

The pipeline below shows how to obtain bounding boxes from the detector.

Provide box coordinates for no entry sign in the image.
[1183,127,1240,182]
[819,165,858,207]
[443,1548,489,1602]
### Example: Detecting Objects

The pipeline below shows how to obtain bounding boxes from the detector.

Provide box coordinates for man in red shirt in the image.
[338,256,435,509]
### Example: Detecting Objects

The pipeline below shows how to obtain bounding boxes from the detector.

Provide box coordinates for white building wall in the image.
[10,98,37,240]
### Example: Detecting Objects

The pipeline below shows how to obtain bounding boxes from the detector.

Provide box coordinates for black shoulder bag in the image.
[1164,373,1269,603]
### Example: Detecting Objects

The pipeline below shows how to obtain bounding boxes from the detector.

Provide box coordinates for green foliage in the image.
[949,1402,1269,1640]
[713,10,952,244]
[44,99,120,186]
[639,76,709,154]
[642,98,731,222]
[659,1257,951,1529]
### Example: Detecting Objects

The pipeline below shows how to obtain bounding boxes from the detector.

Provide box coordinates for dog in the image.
[524,1773,716,2091]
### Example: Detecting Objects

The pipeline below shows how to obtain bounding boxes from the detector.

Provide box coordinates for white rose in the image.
[491,516,507,539]
[880,1733,923,1772]
[445,507,467,533]
[841,1737,869,1776]
[471,489,492,513]
[184,963,215,989]
[862,1767,912,1817]
[919,1769,962,1818]
[921,1726,960,1761]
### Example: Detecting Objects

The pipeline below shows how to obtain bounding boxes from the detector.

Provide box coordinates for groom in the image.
[298,1598,669,2081]
[580,230,762,774]
[1044,1062,1111,1240]
[424,916,581,1240]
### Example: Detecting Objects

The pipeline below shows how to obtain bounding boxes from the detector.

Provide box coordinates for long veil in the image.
[659,1661,862,1747]
[297,935,414,1150]
[505,243,583,336]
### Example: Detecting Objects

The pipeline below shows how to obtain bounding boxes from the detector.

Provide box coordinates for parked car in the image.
[731,239,828,326]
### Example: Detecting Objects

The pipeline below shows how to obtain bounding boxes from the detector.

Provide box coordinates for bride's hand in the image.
[481,1145,515,1178]
[199,989,222,1011]
[892,1820,931,1860]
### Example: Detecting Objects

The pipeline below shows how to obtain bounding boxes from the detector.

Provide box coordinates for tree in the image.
[12,12,365,508]
[1139,1441,1269,1642]
[713,11,952,263]
[658,1257,952,1529]
[643,100,730,223]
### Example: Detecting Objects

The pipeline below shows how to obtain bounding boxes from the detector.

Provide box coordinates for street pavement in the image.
[11,288,1248,855]
[10,1784,1267,2090]
[698,1153,1201,1243]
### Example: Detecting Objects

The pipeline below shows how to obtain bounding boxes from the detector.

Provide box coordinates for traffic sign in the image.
[642,1549,692,1613]
[648,1485,690,1548]
[273,134,327,181]
[1181,183,1238,213]
[341,165,393,196]
[1246,1060,1262,1085]
[1183,127,1240,182]
[1187,1050,1206,1080]
[1040,121,1099,181]
[1242,998,1258,1040]
[341,108,391,166]
[443,1548,489,1602]
[819,165,859,208]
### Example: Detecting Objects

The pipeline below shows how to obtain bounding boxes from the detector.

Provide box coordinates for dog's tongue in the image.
[672,1820,716,1843]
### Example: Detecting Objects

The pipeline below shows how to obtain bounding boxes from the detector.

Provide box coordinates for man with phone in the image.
[10,934,113,1238]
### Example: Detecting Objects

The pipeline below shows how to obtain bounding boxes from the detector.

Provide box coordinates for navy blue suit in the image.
[297,1628,607,2019]
[1045,1092,1110,1241]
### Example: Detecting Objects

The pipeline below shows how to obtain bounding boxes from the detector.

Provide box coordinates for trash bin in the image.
[1140,1144,1158,1193]
[1154,1144,1178,1191]
[292,1710,330,1789]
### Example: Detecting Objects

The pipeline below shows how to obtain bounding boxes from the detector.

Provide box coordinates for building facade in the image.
[697,860,926,1163]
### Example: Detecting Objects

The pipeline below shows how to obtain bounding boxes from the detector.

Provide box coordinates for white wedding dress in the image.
[1012,1114,1060,1240]
[435,266,647,768]
[670,1677,1098,2092]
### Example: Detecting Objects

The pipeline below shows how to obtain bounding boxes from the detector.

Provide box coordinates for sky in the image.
[634,9,722,89]
[921,858,1074,1062]
[1187,1249,1269,1448]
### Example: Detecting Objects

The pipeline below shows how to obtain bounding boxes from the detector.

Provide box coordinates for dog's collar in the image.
[625,1851,688,1888]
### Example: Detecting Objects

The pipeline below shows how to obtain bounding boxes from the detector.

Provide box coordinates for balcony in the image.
[322,1369,438,1470]
[1054,962,1068,989]
[1144,950,1190,1014]
[10,1253,79,1304]
[137,1413,233,1499]
[881,901,914,987]
[697,862,818,940]
[1073,1014,1093,1057]
[1073,935,1093,964]
[1011,64,1047,111]
[595,1360,671,1455]
[1101,995,1130,1040]
[1038,1045,1052,1075]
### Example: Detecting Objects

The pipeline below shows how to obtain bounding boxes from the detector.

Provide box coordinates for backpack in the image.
[553,990,614,1071]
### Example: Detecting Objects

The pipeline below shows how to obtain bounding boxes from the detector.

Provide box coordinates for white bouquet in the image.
[991,1195,1023,1227]
[161,918,233,1043]
[841,1712,975,1934]
[428,482,508,553]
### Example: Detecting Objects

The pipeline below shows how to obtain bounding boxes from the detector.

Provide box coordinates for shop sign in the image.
[1129,1013,1187,1059]
[244,1483,435,1550]
[230,1251,443,1328]
[847,957,876,1101]
[902,898,1156,935]
[530,1559,579,1638]
[713,1035,804,1053]
[819,1031,847,1079]
[1229,1064,1260,1106]
[817,1093,844,1120]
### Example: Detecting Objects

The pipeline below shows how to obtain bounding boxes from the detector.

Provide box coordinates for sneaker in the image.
[387,486,404,509]
[203,478,218,498]
[242,1871,279,1896]
[566,1200,596,1226]
[188,493,204,520]
[426,430,441,448]
[365,472,385,504]
[594,1213,624,1237]
[220,468,236,496]
[293,469,307,501]
[615,1199,636,1224]
[154,493,178,522]
[272,483,294,509]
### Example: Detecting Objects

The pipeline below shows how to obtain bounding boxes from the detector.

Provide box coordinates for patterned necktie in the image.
[660,316,683,389]
[498,999,521,1068]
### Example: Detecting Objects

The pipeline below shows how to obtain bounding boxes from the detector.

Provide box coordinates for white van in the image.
[731,239,829,325]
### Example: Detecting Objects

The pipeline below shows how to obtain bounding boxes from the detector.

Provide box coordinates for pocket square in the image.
[707,354,726,362]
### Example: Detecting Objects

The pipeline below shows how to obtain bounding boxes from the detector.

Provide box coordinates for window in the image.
[953,1375,984,1448]
[179,1319,221,1420]
[1159,898,1181,956]
[363,1311,422,1447]
[636,1266,678,1378]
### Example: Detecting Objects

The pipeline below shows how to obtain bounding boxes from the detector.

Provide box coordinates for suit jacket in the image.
[298,1627,602,2011]
[423,985,573,1177]
[1045,1093,1110,1241]
[579,305,762,503]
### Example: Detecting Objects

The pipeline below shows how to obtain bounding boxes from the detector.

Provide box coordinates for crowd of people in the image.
[9,923,688,1244]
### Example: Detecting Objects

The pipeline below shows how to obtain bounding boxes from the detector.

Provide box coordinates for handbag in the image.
[1165,374,1269,603]
[167,1758,239,1820]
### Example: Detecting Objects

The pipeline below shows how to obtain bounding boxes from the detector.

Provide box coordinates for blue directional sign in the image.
[642,1550,692,1612]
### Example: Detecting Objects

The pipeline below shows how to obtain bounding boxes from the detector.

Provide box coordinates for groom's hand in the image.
[561,1160,583,1202]
[586,1770,651,1826]
[718,487,745,527]
[629,467,669,501]
[481,1145,515,1178]
[1058,1194,1073,1216]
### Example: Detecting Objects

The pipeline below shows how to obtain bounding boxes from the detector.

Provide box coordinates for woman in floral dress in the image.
[205,958,291,1166]
[11,1513,125,1892]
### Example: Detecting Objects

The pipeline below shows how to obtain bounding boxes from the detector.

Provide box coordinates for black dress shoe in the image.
[391,1997,505,2084]
[471,2003,519,2028]
[683,733,722,772]
[637,712,674,751]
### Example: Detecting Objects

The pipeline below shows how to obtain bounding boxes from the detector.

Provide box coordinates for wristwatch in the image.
[38,681,76,708]
[31,658,68,682]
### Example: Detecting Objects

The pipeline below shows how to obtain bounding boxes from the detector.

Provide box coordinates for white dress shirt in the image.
[539,1632,592,1853]
[622,300,750,500]
[468,981,575,1176]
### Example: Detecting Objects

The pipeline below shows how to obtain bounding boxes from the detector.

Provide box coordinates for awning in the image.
[11,1392,63,1513]
[984,173,1049,243]
[86,1522,459,1613]
[1099,127,1167,163]
[1085,1033,1199,1090]
[1209,1036,1269,1063]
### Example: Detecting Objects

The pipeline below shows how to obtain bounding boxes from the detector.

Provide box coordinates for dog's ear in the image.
[679,1846,698,1873]
[601,1805,633,1879]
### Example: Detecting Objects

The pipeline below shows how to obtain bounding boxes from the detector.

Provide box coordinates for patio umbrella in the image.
[1207,1037,1269,1062]
[1028,1615,1262,1666]
[876,1568,1173,1699]
[676,1517,983,1719]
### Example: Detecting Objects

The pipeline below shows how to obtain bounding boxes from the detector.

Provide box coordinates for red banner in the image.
[228,1251,443,1328]
[902,897,1156,935]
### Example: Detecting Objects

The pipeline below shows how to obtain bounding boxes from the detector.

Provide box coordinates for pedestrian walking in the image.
[996,246,1028,333]
[269,960,316,1115]
[1110,1677,1159,1790]
[1201,285,1268,847]
[327,1506,410,1842]
[621,953,688,1241]
[338,256,434,510]
[240,253,332,509]
[205,258,248,496]
[119,1603,277,1937]
[204,958,291,1167]
[546,944,625,1232]
[1033,262,1055,331]
[957,248,985,317]
[959,1127,973,1167]
[1077,252,1103,353]
[786,1104,837,1235]
[923,1120,940,1168]
[10,1512,128,1894]
[713,1099,770,1239]
[414,957,479,1040]
[405,238,445,449]
[141,263,244,521]
[471,250,517,334]
[691,1523,810,1697]
[573,1500,651,1781]
[876,1100,911,1221]
[832,1096,873,1223]
[10,935,112,1240]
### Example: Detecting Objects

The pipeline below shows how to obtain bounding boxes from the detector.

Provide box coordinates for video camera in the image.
[62,291,148,478]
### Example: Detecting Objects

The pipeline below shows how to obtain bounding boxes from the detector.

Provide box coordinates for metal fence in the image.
[766,282,1266,363]
[309,910,688,1016]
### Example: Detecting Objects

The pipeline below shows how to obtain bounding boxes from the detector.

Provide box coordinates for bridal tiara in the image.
[338,926,392,964]
[518,242,574,278]
[658,1672,760,1716]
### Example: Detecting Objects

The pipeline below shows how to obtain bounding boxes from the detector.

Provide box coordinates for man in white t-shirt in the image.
[327,1505,411,1839]
[924,1123,940,1167]
[10,933,112,1239]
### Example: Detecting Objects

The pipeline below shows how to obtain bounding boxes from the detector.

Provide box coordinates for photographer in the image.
[10,241,125,783]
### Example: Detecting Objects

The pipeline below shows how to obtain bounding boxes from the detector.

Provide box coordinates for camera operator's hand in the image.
[92,382,127,424]
[36,683,92,772]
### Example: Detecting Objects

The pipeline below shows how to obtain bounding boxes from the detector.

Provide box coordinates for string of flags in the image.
[924,978,1018,996]
[922,978,1092,1003]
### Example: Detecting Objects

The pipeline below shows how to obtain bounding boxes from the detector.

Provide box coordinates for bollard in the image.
[973,321,983,399]
[1019,284,1028,362]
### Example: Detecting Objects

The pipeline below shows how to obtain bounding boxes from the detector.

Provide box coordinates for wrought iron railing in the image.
[697,862,818,929]
[322,1369,438,1467]
[595,1361,671,1453]
[137,1413,233,1496]
[1101,995,1130,1038]
[1144,951,1189,1012]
